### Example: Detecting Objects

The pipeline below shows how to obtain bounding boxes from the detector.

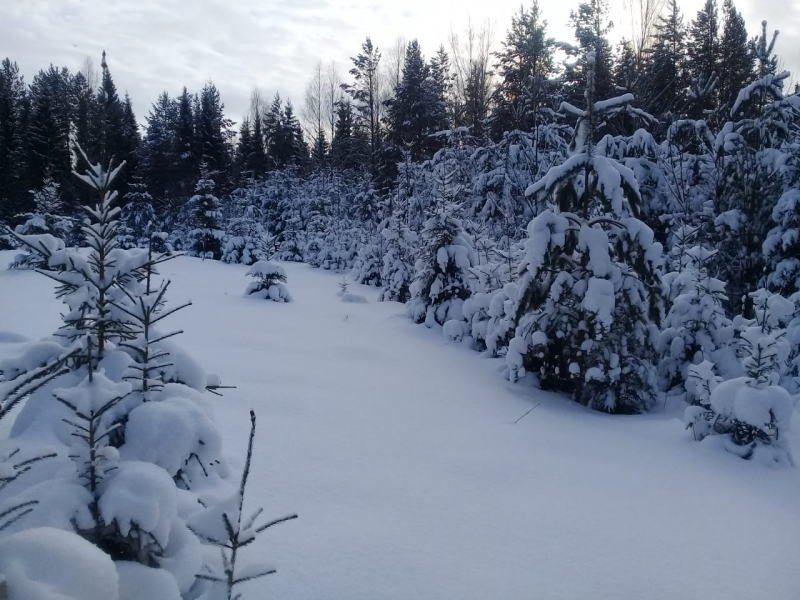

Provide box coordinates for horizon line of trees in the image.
[1,0,792,228]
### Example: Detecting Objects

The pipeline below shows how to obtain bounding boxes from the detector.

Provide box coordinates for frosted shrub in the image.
[245,261,292,302]
[408,207,476,327]
[379,217,417,303]
[659,245,733,394]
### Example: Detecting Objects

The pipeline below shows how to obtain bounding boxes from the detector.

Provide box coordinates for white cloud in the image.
[2,0,798,125]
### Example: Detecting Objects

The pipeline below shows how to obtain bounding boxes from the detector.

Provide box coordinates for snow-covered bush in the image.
[118,179,157,250]
[245,261,292,302]
[763,189,800,296]
[443,319,467,343]
[462,261,512,350]
[276,214,305,262]
[0,527,119,600]
[659,244,733,394]
[485,282,519,357]
[318,225,357,272]
[5,232,66,270]
[686,289,797,465]
[12,178,78,247]
[686,338,795,466]
[408,207,476,327]
[222,190,267,266]
[351,231,385,287]
[379,217,417,303]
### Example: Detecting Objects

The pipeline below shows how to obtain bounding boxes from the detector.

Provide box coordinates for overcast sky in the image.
[2,0,798,127]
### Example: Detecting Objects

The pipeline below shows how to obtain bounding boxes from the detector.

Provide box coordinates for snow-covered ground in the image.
[1,252,799,600]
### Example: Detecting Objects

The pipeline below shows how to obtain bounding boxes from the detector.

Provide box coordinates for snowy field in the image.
[1,252,799,600]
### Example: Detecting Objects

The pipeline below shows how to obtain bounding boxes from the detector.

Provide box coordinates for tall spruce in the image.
[687,0,720,115]
[568,0,615,103]
[491,1,556,138]
[344,38,382,174]
[718,0,753,110]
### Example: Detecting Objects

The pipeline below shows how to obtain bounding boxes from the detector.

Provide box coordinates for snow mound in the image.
[443,319,467,342]
[0,331,28,344]
[0,527,118,600]
[99,461,177,547]
[116,561,181,600]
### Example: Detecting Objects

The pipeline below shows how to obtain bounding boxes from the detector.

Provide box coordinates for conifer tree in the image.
[718,0,753,110]
[508,52,664,413]
[687,0,720,115]
[567,0,615,103]
[408,186,477,327]
[174,87,197,195]
[491,1,556,137]
[188,164,223,260]
[198,82,232,191]
[386,40,445,161]
[640,0,688,121]
[142,91,177,214]
[344,37,382,174]
[0,58,30,221]
[118,177,156,249]
[751,21,779,78]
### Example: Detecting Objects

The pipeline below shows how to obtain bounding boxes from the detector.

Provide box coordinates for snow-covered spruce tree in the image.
[189,411,297,600]
[245,261,292,303]
[15,178,77,241]
[318,222,357,272]
[222,184,267,266]
[659,235,734,396]
[117,178,157,250]
[379,211,418,303]
[712,69,800,315]
[763,189,800,297]
[5,178,76,270]
[462,246,513,351]
[351,228,385,288]
[276,212,305,262]
[685,292,795,466]
[407,201,476,327]
[507,52,664,414]
[0,148,234,595]
[188,165,224,260]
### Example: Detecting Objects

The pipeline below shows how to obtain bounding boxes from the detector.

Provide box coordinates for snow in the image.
[116,562,181,600]
[340,292,367,304]
[0,527,119,600]
[2,253,800,599]
[98,461,177,546]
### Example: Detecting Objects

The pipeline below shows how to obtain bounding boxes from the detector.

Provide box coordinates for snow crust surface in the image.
[1,252,799,600]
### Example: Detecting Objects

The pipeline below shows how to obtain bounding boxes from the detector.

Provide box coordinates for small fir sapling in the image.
[2,147,230,592]
[245,262,292,302]
[189,411,297,600]
[338,276,349,296]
